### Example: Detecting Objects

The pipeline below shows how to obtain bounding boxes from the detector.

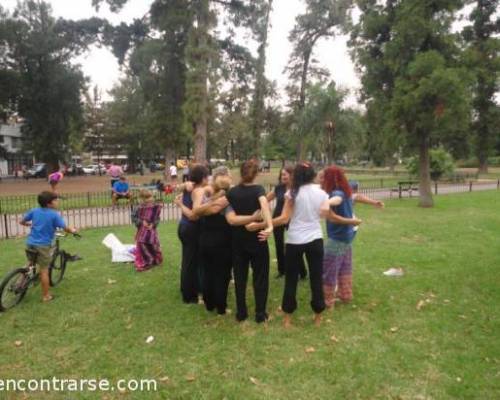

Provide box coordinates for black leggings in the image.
[282,239,326,314]
[274,226,307,277]
[200,244,232,314]
[233,242,270,323]
[178,223,200,303]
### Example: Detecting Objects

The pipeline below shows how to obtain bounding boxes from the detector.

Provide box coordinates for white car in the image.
[83,164,106,175]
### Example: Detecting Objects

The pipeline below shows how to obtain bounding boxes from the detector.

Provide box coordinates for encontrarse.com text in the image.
[0,378,157,392]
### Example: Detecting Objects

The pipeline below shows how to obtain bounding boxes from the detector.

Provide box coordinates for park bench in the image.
[390,181,419,198]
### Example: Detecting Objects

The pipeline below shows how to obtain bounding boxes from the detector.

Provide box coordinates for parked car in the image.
[26,163,47,179]
[82,164,106,175]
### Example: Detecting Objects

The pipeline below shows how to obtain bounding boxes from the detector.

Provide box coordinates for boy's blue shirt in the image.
[23,207,66,246]
[113,181,129,193]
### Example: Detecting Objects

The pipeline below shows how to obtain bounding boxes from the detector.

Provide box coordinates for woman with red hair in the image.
[321,166,360,308]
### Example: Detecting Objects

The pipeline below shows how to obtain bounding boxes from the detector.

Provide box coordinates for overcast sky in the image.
[1,1,365,108]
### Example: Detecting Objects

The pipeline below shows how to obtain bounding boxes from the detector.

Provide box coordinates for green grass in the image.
[0,191,499,399]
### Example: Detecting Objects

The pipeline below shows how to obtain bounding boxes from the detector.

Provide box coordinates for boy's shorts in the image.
[26,245,53,269]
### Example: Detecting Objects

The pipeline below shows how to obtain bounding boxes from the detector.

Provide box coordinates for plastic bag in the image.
[102,233,135,263]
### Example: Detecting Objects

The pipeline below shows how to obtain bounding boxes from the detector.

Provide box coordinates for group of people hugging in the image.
[166,160,384,327]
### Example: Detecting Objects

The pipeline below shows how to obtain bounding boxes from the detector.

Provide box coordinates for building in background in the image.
[0,120,31,176]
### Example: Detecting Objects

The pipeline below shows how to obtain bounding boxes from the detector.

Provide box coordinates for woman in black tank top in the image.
[191,174,233,314]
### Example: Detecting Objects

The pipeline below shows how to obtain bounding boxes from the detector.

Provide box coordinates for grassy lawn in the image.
[0,191,499,399]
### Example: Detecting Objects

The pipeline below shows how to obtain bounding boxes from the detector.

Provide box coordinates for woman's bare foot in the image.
[314,313,322,327]
[42,294,55,303]
[283,313,292,329]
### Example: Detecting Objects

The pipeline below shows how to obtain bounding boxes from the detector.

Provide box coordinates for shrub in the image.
[406,148,455,181]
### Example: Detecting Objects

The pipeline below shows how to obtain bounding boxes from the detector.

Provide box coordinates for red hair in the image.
[322,166,352,197]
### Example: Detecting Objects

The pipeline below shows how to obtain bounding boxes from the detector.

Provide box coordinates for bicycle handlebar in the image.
[55,230,82,239]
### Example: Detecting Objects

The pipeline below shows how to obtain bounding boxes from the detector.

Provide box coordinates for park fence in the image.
[0,180,498,239]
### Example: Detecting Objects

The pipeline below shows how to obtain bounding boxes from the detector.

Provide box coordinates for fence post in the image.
[3,214,8,239]
[398,183,402,199]
[380,178,383,188]
[469,181,473,192]
[87,192,91,208]
[434,181,438,195]
[497,179,499,190]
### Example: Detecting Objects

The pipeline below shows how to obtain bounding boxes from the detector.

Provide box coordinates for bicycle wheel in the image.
[49,251,66,287]
[0,268,30,311]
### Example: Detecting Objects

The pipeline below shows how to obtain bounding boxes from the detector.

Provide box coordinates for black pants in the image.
[233,242,270,323]
[282,239,326,314]
[274,226,307,278]
[178,223,200,303]
[200,244,232,314]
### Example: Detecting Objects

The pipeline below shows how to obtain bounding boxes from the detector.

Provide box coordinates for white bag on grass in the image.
[102,233,135,263]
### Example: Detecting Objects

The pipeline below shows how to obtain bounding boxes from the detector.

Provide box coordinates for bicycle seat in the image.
[25,249,38,263]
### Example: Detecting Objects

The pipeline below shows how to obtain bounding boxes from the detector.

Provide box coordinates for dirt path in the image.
[1,182,497,239]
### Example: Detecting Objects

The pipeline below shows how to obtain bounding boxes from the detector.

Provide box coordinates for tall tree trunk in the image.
[191,0,210,164]
[418,135,433,208]
[250,0,273,158]
[296,48,311,161]
[478,146,488,174]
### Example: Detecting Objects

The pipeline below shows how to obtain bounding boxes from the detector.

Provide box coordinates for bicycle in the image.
[0,231,82,311]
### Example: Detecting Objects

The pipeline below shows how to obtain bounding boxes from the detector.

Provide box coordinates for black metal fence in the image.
[0,180,498,239]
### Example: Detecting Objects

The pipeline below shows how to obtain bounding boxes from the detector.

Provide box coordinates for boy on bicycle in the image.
[20,191,77,303]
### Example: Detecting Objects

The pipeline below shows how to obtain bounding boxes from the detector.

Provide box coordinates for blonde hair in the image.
[213,175,231,193]
[139,189,154,202]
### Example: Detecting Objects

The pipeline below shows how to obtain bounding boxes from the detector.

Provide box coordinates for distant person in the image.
[182,161,190,183]
[112,176,131,206]
[48,170,64,193]
[22,165,29,180]
[20,191,78,303]
[132,189,163,272]
[107,162,123,188]
[169,162,178,183]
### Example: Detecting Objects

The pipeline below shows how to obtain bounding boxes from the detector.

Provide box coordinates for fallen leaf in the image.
[107,279,117,285]
[14,340,22,347]
[330,335,339,343]
[186,375,196,382]
[390,327,399,333]
[249,377,259,385]
[159,376,170,383]
[456,377,462,383]
[459,315,467,320]
[145,336,154,344]
[444,299,450,304]
[416,300,426,310]
[305,346,316,353]
[126,324,133,330]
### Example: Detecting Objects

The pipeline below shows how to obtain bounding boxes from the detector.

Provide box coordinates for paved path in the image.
[1,182,497,239]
